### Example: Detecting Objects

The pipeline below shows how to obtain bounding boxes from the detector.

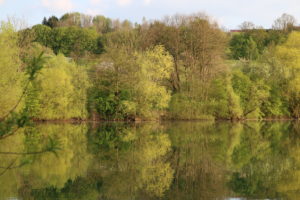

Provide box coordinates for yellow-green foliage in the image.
[275,32,300,117]
[287,77,300,118]
[105,125,174,198]
[211,75,243,120]
[167,93,215,120]
[0,124,91,195]
[275,32,300,76]
[36,54,90,120]
[0,22,24,117]
[226,83,243,119]
[25,124,91,188]
[92,45,173,120]
[138,132,173,197]
[134,45,173,118]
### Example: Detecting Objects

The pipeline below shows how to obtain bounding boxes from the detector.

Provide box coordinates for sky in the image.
[1,0,300,29]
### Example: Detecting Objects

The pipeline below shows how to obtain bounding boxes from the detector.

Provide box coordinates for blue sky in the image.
[1,0,300,29]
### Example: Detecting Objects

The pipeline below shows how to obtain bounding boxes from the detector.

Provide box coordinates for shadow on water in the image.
[0,121,299,199]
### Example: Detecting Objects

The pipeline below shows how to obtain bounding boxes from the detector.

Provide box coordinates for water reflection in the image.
[0,121,299,199]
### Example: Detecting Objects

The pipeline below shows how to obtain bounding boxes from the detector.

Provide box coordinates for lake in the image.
[0,121,299,199]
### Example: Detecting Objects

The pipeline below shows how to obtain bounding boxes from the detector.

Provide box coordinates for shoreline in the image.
[31,118,299,124]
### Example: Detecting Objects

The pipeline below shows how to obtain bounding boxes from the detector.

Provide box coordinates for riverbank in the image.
[31,117,299,124]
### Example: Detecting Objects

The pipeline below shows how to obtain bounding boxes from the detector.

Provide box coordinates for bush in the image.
[167,93,215,120]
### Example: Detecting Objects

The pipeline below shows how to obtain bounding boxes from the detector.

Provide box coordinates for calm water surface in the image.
[0,121,299,199]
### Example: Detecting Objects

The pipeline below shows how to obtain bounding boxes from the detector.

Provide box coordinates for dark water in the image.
[0,121,300,200]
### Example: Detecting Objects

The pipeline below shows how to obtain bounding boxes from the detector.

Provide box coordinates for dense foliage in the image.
[0,22,24,117]
[1,12,300,121]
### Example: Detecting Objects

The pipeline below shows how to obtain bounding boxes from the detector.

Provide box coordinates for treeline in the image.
[1,12,300,121]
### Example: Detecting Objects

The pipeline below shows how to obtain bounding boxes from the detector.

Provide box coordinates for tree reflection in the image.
[88,123,174,199]
[228,122,300,200]
[0,123,90,198]
[1,121,300,200]
[164,121,233,200]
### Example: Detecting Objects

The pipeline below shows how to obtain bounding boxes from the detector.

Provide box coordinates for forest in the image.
[1,12,300,124]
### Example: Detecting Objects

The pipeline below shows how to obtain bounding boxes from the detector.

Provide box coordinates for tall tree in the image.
[0,22,24,117]
[42,16,59,28]
[272,13,297,32]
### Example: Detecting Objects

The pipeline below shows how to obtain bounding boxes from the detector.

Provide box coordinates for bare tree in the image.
[138,13,226,95]
[239,21,255,30]
[80,14,93,28]
[272,13,297,31]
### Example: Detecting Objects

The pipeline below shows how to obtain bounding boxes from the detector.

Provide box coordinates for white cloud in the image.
[42,0,74,12]
[117,0,133,6]
[90,0,102,5]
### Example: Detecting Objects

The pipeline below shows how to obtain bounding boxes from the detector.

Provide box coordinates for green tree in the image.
[232,67,270,118]
[0,22,24,117]
[133,45,173,118]
[274,32,300,117]
[0,21,46,141]
[32,26,103,58]
[91,45,173,120]
[210,74,243,120]
[230,33,259,60]
[42,16,59,28]
[32,24,52,48]
[36,54,90,120]
[92,15,112,34]
[286,77,300,118]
